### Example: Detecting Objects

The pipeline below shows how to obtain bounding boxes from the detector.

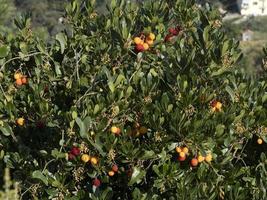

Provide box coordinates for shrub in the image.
[0,0,266,199]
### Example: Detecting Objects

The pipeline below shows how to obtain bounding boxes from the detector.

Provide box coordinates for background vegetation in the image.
[0,0,266,199]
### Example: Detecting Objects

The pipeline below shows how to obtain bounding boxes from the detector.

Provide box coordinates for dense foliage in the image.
[0,0,266,199]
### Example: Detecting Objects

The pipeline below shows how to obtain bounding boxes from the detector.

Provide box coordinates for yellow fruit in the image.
[14,73,22,80]
[182,147,189,154]
[90,156,98,165]
[175,146,182,153]
[145,39,154,46]
[111,126,118,133]
[148,33,156,40]
[257,138,263,145]
[81,154,90,163]
[17,118,25,126]
[205,154,212,162]
[197,155,205,163]
[216,102,222,110]
[179,151,186,158]
[143,43,149,50]
[134,37,143,45]
[111,126,121,135]
[139,126,148,134]
[108,170,115,177]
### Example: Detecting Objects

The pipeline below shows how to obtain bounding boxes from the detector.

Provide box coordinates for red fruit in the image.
[135,44,145,52]
[70,147,80,156]
[178,155,186,161]
[21,77,27,84]
[190,158,198,167]
[112,164,119,172]
[92,178,101,187]
[210,100,217,107]
[68,153,75,160]
[169,27,178,35]
[164,34,173,42]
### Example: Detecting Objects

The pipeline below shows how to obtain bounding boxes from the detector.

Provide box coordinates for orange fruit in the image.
[176,146,182,153]
[17,118,25,126]
[257,138,263,145]
[182,147,189,154]
[190,158,198,167]
[111,126,121,135]
[143,43,149,50]
[147,33,155,40]
[112,164,119,172]
[145,39,154,46]
[90,156,98,165]
[14,73,22,80]
[197,155,205,163]
[179,151,186,158]
[81,154,90,163]
[16,78,23,86]
[205,153,212,162]
[21,77,27,84]
[133,37,143,45]
[178,155,186,161]
[108,170,115,177]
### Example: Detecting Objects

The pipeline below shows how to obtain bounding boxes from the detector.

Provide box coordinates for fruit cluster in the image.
[210,100,222,112]
[108,164,119,177]
[81,153,98,165]
[14,72,27,86]
[68,146,99,166]
[175,146,212,167]
[133,32,155,53]
[164,26,181,42]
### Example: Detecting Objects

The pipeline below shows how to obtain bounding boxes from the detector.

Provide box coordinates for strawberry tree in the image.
[0,0,266,199]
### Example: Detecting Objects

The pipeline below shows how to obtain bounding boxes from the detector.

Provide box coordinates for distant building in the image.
[242,29,253,41]
[238,0,267,16]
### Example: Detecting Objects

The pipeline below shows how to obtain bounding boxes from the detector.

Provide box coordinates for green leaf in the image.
[93,104,100,114]
[75,117,86,138]
[87,138,106,156]
[0,123,13,136]
[0,45,10,58]
[215,124,225,137]
[141,150,155,159]
[262,93,267,103]
[108,81,115,93]
[72,111,78,119]
[114,74,125,86]
[51,149,66,159]
[32,170,48,186]
[128,167,146,186]
[126,86,133,97]
[56,33,67,54]
[225,86,235,103]
[203,26,210,44]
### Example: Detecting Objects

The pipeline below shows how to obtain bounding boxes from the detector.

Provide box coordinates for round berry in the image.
[92,178,101,187]
[190,158,198,167]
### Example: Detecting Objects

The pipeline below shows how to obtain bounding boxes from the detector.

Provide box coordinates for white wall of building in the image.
[238,0,267,16]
